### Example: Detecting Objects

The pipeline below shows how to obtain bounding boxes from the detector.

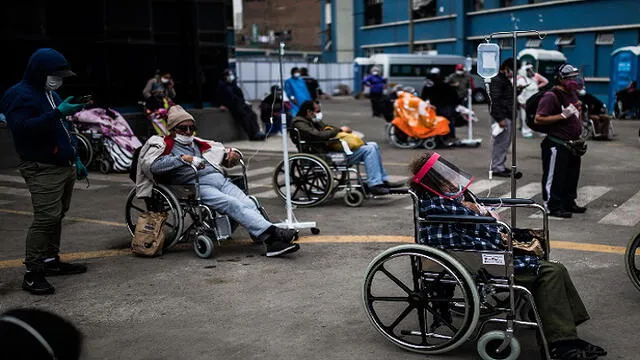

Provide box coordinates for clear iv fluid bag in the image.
[477,43,500,79]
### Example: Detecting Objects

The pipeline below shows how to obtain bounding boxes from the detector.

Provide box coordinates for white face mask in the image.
[226,74,235,82]
[312,112,323,122]
[45,75,63,90]
[175,134,194,145]
[371,71,379,76]
[161,77,170,84]
[578,89,587,96]
[293,72,301,78]
[456,70,464,75]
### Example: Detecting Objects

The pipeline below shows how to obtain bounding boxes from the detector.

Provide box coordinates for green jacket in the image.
[292,116,340,153]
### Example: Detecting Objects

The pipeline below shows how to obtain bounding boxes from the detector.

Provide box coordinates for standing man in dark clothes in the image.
[535,64,587,219]
[300,67,324,101]
[421,67,460,144]
[213,69,266,141]
[489,59,522,178]
[0,48,89,295]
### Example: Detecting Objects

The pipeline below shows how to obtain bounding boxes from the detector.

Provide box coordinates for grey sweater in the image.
[150,142,218,184]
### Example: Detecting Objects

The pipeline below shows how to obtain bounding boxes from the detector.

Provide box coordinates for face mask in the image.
[45,75,63,90]
[578,89,586,96]
[372,71,379,76]
[312,112,323,122]
[175,134,194,145]
[456,70,464,75]
[562,79,580,93]
[226,74,235,82]
[293,73,301,78]
[161,77,170,84]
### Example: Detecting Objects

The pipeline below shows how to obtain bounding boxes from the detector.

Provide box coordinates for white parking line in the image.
[495,182,541,213]
[252,189,278,199]
[0,174,107,191]
[0,186,31,197]
[530,186,611,220]
[599,189,640,227]
[469,179,506,196]
[245,166,275,177]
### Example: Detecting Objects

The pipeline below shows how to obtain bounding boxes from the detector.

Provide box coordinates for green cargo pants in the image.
[18,161,75,267]
[516,260,591,344]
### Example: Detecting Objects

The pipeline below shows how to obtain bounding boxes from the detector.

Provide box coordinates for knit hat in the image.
[167,105,194,130]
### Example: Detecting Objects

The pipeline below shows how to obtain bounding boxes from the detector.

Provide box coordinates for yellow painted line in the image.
[0,236,627,269]
[0,208,126,228]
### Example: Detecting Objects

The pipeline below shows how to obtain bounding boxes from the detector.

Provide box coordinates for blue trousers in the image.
[199,172,271,237]
[347,142,389,187]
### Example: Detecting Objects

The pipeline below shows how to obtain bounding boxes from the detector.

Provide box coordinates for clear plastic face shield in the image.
[412,153,475,199]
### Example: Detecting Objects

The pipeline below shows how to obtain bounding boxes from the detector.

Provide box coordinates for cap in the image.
[557,63,580,79]
[52,68,76,78]
[455,64,464,71]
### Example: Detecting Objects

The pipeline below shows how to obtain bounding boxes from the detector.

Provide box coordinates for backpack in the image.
[525,88,561,134]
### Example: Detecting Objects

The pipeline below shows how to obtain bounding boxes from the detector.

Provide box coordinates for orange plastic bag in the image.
[391,92,450,139]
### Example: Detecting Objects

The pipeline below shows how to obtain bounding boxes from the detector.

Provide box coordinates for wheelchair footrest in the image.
[213,215,233,241]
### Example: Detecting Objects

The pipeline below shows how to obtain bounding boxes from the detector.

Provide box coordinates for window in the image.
[595,32,615,45]
[364,47,384,57]
[414,43,435,53]
[555,35,575,46]
[364,0,383,26]
[500,0,513,6]
[499,38,513,49]
[525,38,542,48]
[412,0,436,20]
[475,0,484,10]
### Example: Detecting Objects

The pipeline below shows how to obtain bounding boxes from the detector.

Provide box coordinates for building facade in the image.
[321,0,640,99]
[232,0,323,60]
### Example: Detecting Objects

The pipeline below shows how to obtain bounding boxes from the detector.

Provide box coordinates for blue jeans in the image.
[346,141,389,187]
[199,172,271,237]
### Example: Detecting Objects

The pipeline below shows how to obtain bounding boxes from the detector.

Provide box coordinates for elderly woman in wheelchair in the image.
[127,105,300,258]
[272,100,403,208]
[362,152,606,360]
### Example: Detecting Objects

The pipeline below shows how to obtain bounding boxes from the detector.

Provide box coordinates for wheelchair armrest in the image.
[388,188,410,195]
[476,197,535,206]
[423,214,497,224]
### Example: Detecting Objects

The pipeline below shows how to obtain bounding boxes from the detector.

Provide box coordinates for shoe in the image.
[44,257,87,276]
[369,185,390,196]
[275,228,299,243]
[265,240,300,257]
[550,209,573,218]
[492,170,523,179]
[383,180,405,188]
[567,203,587,213]
[250,132,267,141]
[550,341,598,360]
[22,267,55,295]
[575,339,607,357]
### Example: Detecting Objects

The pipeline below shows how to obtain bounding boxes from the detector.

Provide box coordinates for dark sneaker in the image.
[550,342,598,360]
[550,209,573,218]
[45,259,87,276]
[265,241,300,257]
[22,270,55,295]
[383,180,405,188]
[493,169,523,179]
[369,185,390,196]
[575,339,607,356]
[276,228,299,243]
[567,204,587,213]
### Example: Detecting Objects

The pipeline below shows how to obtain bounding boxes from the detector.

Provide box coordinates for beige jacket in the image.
[135,135,227,198]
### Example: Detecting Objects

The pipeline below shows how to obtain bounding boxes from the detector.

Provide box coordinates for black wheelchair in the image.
[625,231,640,292]
[125,151,269,259]
[362,189,554,359]
[271,128,379,207]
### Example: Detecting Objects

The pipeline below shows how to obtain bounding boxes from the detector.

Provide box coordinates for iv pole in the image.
[485,30,545,229]
[274,41,318,233]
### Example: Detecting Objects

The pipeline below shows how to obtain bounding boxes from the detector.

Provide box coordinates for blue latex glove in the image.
[75,157,88,180]
[57,96,86,116]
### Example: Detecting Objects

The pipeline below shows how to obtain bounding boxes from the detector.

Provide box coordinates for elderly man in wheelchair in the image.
[133,105,300,258]
[362,152,605,360]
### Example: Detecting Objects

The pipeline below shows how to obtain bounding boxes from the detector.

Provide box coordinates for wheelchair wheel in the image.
[477,330,521,360]
[194,234,214,259]
[272,154,334,207]
[344,190,365,207]
[387,125,424,149]
[423,137,437,150]
[363,244,480,354]
[125,185,184,249]
[625,231,640,292]
[581,121,594,140]
[72,132,93,168]
[98,158,112,174]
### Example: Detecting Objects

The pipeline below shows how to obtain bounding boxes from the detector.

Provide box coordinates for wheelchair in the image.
[124,152,269,259]
[625,231,640,292]
[271,128,376,208]
[581,106,615,140]
[362,190,554,360]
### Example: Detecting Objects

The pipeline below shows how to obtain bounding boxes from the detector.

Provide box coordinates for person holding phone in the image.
[0,48,89,295]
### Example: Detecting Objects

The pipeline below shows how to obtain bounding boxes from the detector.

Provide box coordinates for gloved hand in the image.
[561,104,579,119]
[75,157,88,180]
[57,96,86,117]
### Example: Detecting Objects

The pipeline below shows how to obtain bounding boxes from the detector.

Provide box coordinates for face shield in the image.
[558,64,584,92]
[411,153,474,199]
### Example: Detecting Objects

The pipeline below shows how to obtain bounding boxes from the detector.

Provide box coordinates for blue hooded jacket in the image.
[0,48,77,166]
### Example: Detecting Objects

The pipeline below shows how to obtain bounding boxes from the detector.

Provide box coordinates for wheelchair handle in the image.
[476,197,535,205]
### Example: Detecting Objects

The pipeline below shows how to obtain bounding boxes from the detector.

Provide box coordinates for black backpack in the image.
[525,88,561,134]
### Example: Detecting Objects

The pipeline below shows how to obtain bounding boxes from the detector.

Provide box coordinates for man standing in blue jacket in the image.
[1,48,89,295]
[284,67,311,117]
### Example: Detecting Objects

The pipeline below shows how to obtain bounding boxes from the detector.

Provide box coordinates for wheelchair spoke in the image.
[385,304,414,333]
[130,204,145,213]
[380,265,413,295]
[370,296,410,302]
[422,302,458,334]
[417,307,429,346]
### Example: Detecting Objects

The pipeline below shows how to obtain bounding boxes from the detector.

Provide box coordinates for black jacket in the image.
[488,72,514,121]
[291,116,340,154]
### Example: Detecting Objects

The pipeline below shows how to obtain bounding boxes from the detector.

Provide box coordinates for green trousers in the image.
[18,161,75,267]
[516,260,590,343]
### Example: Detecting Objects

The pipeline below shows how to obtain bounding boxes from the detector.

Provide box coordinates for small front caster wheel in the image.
[477,331,520,360]
[194,235,214,259]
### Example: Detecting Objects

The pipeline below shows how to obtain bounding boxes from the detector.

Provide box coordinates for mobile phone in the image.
[72,95,93,104]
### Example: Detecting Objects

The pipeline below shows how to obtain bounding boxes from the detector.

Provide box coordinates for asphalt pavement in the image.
[1,97,639,359]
